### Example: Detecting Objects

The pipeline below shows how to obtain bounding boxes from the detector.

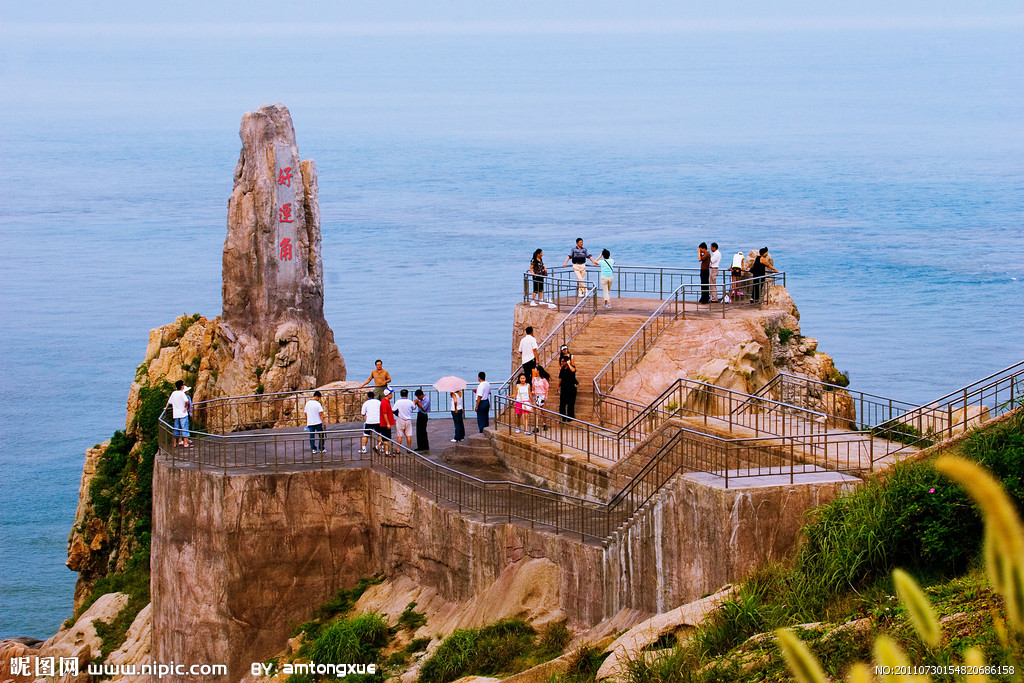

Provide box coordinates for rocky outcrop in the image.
[595,585,736,682]
[66,103,347,609]
[612,285,842,403]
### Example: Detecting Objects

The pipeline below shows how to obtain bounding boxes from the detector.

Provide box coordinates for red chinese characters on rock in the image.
[279,238,293,261]
[277,166,293,187]
[278,202,294,224]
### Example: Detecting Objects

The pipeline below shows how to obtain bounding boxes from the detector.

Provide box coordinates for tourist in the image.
[165,380,192,448]
[730,251,745,300]
[697,242,711,304]
[359,391,381,454]
[474,371,491,433]
[558,345,578,422]
[531,365,550,432]
[709,242,721,303]
[562,238,599,297]
[393,389,416,449]
[379,389,396,453]
[597,249,615,308]
[519,326,539,377]
[512,373,533,434]
[304,390,326,454]
[450,390,466,442]
[529,249,554,308]
[358,359,392,399]
[413,389,431,451]
[750,247,778,303]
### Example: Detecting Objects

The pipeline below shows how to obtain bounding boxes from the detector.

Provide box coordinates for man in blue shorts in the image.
[165,380,192,448]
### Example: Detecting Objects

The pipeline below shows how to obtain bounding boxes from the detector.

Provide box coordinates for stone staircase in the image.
[542,313,649,424]
[442,433,501,467]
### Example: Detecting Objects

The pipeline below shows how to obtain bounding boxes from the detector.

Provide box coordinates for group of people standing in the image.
[529,238,617,309]
[698,243,778,304]
[515,326,579,431]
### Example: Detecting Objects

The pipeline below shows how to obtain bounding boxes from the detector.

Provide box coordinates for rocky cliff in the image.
[64,104,347,612]
[609,286,844,404]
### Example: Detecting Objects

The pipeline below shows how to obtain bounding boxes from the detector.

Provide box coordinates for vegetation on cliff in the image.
[418,618,571,683]
[68,317,204,654]
[583,407,1024,683]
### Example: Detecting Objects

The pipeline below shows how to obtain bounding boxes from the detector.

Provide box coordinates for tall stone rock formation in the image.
[215,103,345,397]
[66,104,346,610]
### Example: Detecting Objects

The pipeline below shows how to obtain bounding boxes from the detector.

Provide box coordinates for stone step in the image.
[442,433,501,466]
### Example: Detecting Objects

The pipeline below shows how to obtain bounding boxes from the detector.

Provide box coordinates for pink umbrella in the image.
[433,376,467,392]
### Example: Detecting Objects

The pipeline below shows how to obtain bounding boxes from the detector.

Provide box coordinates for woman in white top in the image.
[512,373,533,434]
[450,391,466,442]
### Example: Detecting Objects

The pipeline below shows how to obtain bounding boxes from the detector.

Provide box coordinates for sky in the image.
[3,0,1023,32]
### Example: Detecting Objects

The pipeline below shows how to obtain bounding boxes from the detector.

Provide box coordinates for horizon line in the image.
[4,15,1024,39]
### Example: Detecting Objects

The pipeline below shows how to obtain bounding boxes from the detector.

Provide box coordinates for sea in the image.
[1,22,1022,638]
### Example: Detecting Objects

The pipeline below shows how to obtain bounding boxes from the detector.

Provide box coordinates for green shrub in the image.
[777,329,795,345]
[311,575,385,624]
[562,643,609,683]
[689,410,1023,658]
[824,368,850,388]
[397,602,427,632]
[134,380,174,440]
[536,621,571,660]
[871,421,933,447]
[308,613,390,664]
[418,618,537,683]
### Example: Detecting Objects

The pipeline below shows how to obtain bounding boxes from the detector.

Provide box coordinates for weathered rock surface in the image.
[0,594,153,683]
[595,585,736,681]
[150,452,856,681]
[612,285,842,403]
[67,104,348,605]
[103,603,152,682]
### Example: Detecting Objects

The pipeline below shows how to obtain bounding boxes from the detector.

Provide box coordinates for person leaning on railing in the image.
[359,359,391,399]
[563,237,599,298]
[750,247,778,303]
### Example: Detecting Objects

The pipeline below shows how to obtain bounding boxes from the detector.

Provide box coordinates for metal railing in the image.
[543,264,786,302]
[870,360,1024,461]
[752,373,921,430]
[193,383,485,435]
[157,360,1022,543]
[492,372,836,465]
[157,417,865,544]
[521,274,600,310]
[159,423,610,542]
[492,395,628,462]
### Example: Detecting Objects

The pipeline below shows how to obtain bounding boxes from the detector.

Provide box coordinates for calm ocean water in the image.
[1,25,1022,637]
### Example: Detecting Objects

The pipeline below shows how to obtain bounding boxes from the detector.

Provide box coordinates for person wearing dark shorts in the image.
[529,249,554,308]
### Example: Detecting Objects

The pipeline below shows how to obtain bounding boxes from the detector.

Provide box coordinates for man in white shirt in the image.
[392,389,416,448]
[305,390,326,453]
[519,326,539,377]
[709,242,722,302]
[474,371,492,433]
[165,380,192,448]
[360,391,382,454]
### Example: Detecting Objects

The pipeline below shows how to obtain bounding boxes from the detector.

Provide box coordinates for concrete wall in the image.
[152,460,852,681]
[490,430,612,500]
